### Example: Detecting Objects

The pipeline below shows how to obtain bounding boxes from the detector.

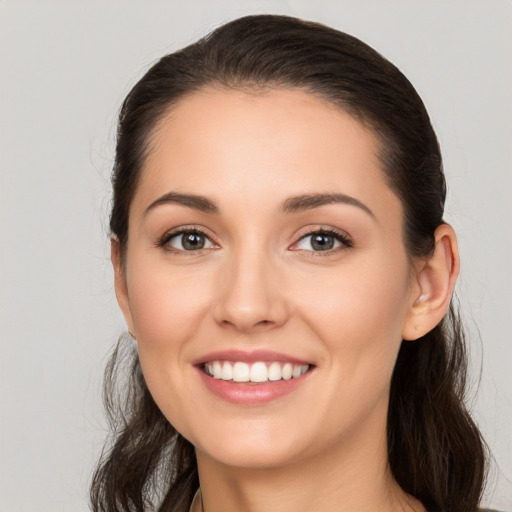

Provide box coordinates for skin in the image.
[113,88,459,512]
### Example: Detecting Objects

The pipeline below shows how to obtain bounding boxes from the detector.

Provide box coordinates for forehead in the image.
[149,86,379,164]
[134,87,399,221]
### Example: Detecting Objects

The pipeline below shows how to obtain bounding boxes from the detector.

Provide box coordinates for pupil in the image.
[312,234,334,251]
[183,233,205,250]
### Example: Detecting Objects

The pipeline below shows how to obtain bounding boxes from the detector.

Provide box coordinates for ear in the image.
[402,224,460,341]
[111,237,136,336]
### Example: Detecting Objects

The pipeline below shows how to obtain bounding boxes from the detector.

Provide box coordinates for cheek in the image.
[300,256,409,335]
[125,259,216,432]
[284,257,411,444]
[127,261,214,350]
[295,254,411,382]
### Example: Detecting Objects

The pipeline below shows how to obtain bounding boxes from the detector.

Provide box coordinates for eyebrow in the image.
[145,192,220,216]
[281,193,375,218]
[144,191,375,219]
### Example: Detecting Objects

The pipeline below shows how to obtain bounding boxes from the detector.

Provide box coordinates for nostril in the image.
[212,289,289,332]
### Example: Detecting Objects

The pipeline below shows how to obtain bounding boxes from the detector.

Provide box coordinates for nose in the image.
[212,249,289,333]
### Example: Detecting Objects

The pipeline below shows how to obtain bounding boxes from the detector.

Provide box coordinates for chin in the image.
[189,420,310,469]
[198,441,302,470]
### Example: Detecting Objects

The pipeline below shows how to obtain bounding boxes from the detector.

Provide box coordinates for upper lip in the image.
[192,349,313,366]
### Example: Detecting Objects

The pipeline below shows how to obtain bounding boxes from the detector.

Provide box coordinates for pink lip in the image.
[192,349,312,366]
[192,349,315,405]
[196,367,313,405]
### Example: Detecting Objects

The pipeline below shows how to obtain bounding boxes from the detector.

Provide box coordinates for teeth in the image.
[292,364,303,378]
[282,363,293,380]
[204,361,309,383]
[212,361,222,379]
[221,361,233,380]
[250,362,268,382]
[233,362,250,382]
[268,361,282,381]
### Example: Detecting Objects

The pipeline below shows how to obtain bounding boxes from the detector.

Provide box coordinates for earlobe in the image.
[402,224,460,341]
[111,237,136,336]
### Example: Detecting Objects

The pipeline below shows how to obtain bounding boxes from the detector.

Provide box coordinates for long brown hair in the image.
[91,14,488,512]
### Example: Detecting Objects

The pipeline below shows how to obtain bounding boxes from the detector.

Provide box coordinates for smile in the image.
[203,360,310,383]
[195,351,315,404]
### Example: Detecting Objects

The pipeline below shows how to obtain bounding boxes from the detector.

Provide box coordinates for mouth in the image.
[202,360,311,384]
[194,351,315,404]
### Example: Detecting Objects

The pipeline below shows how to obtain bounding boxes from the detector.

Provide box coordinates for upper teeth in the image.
[204,361,309,383]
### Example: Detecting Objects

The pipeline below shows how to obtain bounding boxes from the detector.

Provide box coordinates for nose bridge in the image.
[213,235,288,332]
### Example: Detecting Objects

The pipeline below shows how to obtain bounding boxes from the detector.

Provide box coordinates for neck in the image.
[195,412,425,512]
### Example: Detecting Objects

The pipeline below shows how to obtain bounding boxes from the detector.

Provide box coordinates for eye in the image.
[159,229,216,252]
[292,229,352,253]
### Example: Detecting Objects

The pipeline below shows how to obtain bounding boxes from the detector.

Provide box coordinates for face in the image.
[114,88,423,470]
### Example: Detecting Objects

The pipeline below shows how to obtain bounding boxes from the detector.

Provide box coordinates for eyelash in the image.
[156,226,215,255]
[156,226,353,257]
[292,227,353,258]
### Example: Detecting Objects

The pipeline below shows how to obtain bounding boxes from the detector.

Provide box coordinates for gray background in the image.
[1,1,511,510]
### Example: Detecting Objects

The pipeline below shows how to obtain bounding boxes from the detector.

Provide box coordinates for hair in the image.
[91,14,488,512]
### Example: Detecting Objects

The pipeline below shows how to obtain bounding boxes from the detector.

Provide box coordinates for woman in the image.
[91,14,493,512]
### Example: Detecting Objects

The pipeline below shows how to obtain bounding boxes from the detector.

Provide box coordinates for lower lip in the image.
[196,367,312,405]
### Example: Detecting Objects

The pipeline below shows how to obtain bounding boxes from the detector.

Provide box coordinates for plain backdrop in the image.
[0,1,511,511]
